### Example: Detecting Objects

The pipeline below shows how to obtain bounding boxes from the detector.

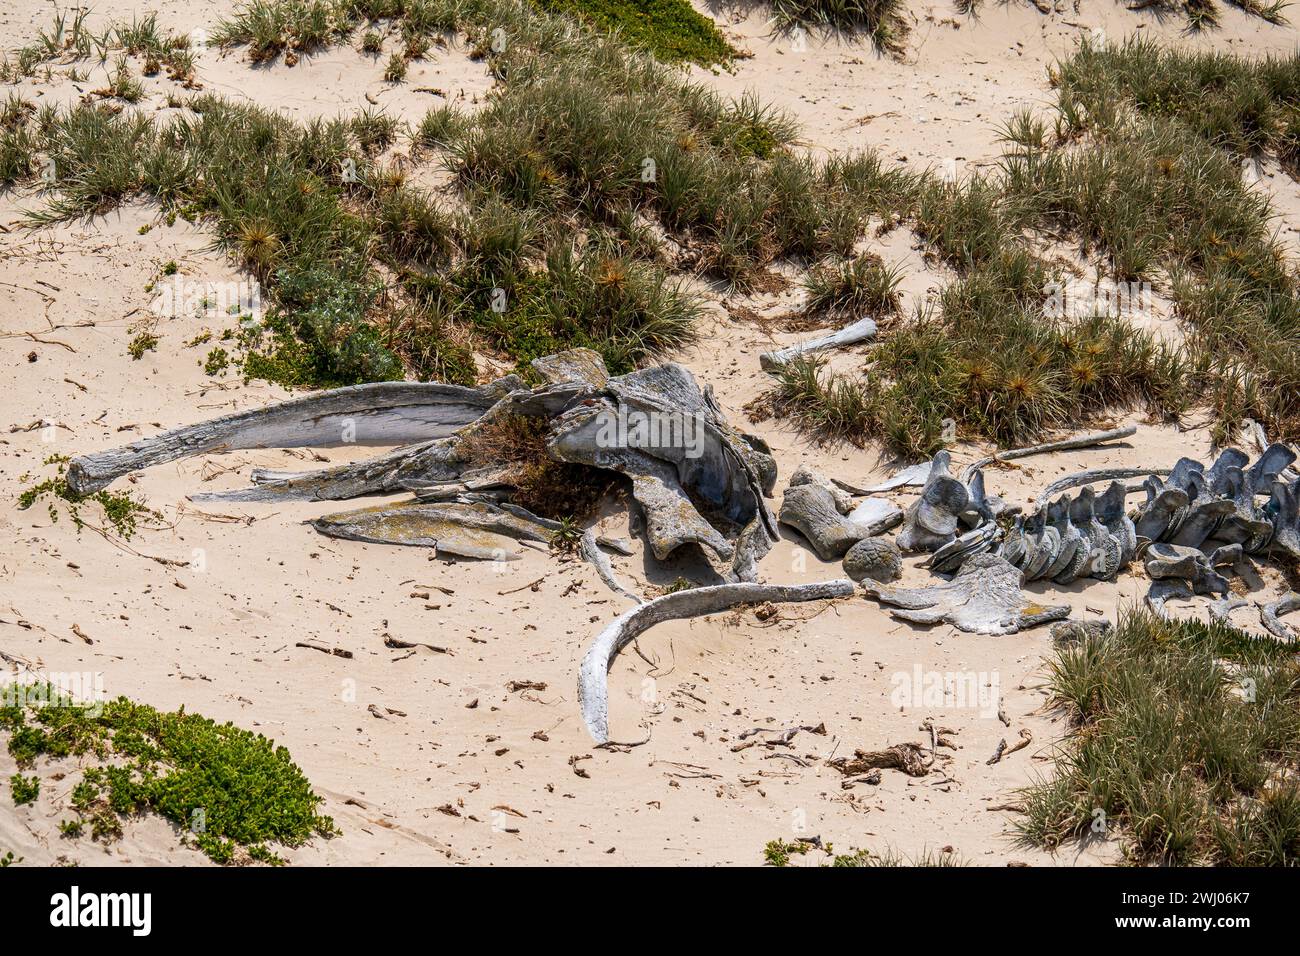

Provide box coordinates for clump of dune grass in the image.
[212,0,353,63]
[1,9,199,85]
[802,253,904,319]
[769,0,910,56]
[1018,608,1300,866]
[1041,38,1300,442]
[763,837,965,866]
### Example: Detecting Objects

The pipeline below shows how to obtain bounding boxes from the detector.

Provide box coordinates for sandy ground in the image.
[1,1,1297,867]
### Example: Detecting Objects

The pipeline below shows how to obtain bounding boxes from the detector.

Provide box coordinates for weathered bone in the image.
[759,317,877,371]
[861,553,1069,634]
[1267,478,1300,562]
[927,522,999,575]
[1143,543,1229,597]
[67,380,502,495]
[897,451,968,553]
[789,464,854,514]
[1035,467,1169,508]
[580,529,641,604]
[847,497,903,534]
[959,425,1137,484]
[1260,592,1300,642]
[578,579,854,743]
[842,537,903,583]
[779,482,866,560]
[310,499,554,559]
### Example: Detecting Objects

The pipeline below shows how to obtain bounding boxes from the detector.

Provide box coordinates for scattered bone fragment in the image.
[758,317,877,371]
[1260,592,1300,642]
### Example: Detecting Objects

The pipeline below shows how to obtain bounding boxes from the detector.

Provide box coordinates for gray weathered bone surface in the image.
[578,579,854,743]
[843,537,903,583]
[67,381,501,495]
[779,483,866,560]
[1260,592,1300,642]
[862,553,1069,634]
[580,529,642,604]
[310,500,554,559]
[759,317,877,371]
[68,350,778,579]
[897,451,968,553]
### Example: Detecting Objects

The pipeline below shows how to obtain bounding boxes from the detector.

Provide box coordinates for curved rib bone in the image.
[67,381,498,495]
[580,529,642,605]
[1035,467,1170,509]
[578,579,854,743]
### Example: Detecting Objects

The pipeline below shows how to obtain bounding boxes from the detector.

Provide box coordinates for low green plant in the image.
[10,773,39,806]
[1,686,336,864]
[17,455,154,539]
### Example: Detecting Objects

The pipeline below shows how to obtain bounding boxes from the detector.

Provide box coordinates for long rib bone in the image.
[578,579,854,743]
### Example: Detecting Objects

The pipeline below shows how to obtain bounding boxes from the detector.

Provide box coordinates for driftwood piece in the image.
[759,317,877,371]
[67,380,500,494]
[828,742,930,777]
[578,579,854,743]
[958,426,1136,484]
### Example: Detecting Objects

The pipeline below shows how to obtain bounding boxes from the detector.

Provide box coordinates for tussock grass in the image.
[1019,608,1300,866]
[769,0,911,57]
[1,10,198,85]
[765,37,1300,456]
[18,0,883,385]
[803,253,904,319]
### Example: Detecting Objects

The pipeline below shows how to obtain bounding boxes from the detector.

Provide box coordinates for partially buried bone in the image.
[310,500,554,559]
[759,317,878,371]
